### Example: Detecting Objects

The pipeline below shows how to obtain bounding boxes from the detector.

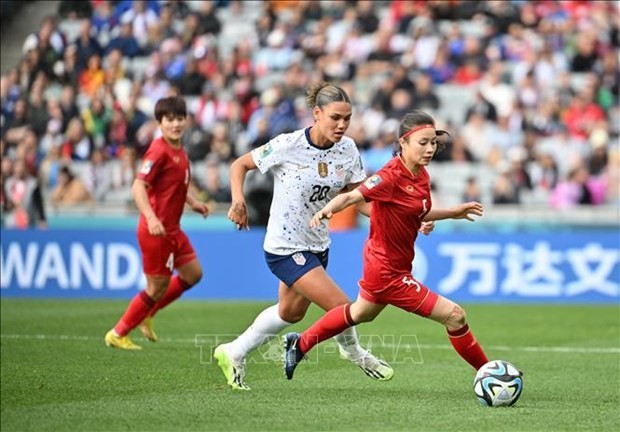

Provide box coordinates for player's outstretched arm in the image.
[343,181,371,217]
[310,189,365,228]
[227,153,257,230]
[423,201,484,222]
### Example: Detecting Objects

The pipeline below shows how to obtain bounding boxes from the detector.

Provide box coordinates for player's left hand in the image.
[452,201,484,221]
[191,201,210,218]
[419,221,435,235]
[310,209,333,228]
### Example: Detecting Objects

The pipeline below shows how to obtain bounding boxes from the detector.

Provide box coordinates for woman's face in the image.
[401,126,437,169]
[314,101,352,143]
[159,114,186,144]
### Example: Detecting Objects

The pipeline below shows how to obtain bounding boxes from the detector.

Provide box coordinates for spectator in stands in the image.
[173,56,204,95]
[106,22,141,58]
[550,163,606,208]
[39,143,63,188]
[51,165,94,207]
[112,147,137,192]
[562,92,606,141]
[103,48,126,84]
[463,176,483,203]
[84,148,112,203]
[120,0,159,49]
[201,158,232,204]
[453,58,483,86]
[82,97,111,150]
[3,158,47,228]
[361,118,398,175]
[75,19,103,72]
[197,0,222,36]
[14,129,40,176]
[413,72,441,111]
[78,53,105,97]
[58,84,79,131]
[58,0,93,19]
[492,171,519,205]
[2,98,31,147]
[55,44,80,87]
[530,150,559,194]
[61,117,92,161]
[183,113,211,162]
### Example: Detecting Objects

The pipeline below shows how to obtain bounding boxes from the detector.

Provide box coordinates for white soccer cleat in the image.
[339,346,394,381]
[213,343,251,391]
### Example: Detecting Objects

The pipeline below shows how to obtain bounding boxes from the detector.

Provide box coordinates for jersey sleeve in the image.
[357,169,394,203]
[348,151,367,185]
[250,134,291,174]
[136,145,163,186]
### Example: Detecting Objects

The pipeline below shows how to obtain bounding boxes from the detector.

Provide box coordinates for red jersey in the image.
[136,137,190,233]
[358,157,431,287]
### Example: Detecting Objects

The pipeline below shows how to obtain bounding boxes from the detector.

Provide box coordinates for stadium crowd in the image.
[1,0,618,228]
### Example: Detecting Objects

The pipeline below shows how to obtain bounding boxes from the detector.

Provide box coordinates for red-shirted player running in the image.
[284,110,488,378]
[105,96,210,350]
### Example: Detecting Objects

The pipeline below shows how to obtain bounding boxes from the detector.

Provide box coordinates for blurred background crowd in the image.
[1,0,618,229]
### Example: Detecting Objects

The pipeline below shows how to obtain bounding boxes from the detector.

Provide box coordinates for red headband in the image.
[400,124,435,140]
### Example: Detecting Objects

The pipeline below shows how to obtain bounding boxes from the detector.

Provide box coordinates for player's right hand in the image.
[228,200,249,230]
[147,216,165,236]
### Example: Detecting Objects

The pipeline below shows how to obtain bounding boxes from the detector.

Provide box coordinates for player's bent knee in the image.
[146,282,169,301]
[443,304,467,331]
[279,309,305,323]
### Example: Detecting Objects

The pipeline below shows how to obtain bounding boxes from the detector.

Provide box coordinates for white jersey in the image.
[251,128,366,255]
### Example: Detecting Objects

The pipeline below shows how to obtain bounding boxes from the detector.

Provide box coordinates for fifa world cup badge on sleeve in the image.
[140,160,154,174]
[364,175,382,189]
[259,143,273,158]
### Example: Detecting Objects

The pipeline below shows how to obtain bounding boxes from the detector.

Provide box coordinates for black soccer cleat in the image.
[283,332,305,380]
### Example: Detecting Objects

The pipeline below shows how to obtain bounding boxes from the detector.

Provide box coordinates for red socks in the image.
[299,304,355,353]
[114,291,156,336]
[447,324,489,370]
[296,304,488,371]
[149,276,192,317]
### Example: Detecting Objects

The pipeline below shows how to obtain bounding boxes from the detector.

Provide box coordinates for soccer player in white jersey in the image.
[214,82,394,390]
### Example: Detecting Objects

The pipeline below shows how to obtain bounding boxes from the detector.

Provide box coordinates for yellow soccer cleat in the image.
[213,344,250,391]
[138,317,158,342]
[105,330,142,350]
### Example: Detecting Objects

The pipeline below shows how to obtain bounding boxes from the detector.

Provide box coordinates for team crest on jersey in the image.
[406,185,414,193]
[317,162,328,178]
[259,143,273,158]
[173,156,180,164]
[140,160,154,174]
[335,164,344,179]
[364,175,382,189]
[292,252,307,266]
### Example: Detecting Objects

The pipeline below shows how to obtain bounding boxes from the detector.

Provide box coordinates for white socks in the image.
[334,326,365,357]
[225,303,365,360]
[226,304,291,360]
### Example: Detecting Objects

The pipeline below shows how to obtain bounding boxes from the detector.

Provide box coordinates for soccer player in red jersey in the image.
[284,110,489,378]
[105,96,210,350]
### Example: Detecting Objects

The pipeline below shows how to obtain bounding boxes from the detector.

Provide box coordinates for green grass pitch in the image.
[1,299,619,431]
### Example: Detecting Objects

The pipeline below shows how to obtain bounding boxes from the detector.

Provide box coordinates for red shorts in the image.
[359,274,439,317]
[137,225,197,276]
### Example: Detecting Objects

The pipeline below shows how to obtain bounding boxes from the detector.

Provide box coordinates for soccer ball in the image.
[473,360,523,407]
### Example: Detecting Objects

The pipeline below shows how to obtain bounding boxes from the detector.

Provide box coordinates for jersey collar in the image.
[305,127,335,151]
